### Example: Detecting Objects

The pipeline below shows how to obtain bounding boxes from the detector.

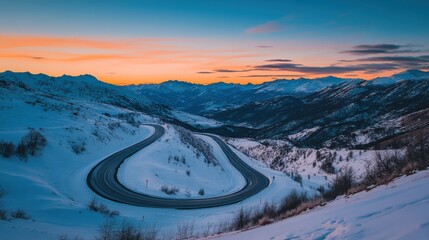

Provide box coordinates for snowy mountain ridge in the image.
[210,72,429,149]
[369,69,429,85]
[128,69,429,115]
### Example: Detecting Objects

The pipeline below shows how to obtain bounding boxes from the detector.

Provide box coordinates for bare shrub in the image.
[11,209,30,219]
[261,201,277,219]
[258,216,273,226]
[201,222,214,238]
[278,189,308,215]
[0,209,7,220]
[160,185,179,195]
[115,113,140,128]
[232,207,252,230]
[58,234,84,240]
[22,128,47,156]
[88,198,119,217]
[88,198,99,212]
[290,197,324,216]
[176,221,195,239]
[321,158,335,174]
[70,139,86,154]
[16,141,27,160]
[97,217,116,240]
[215,220,232,234]
[141,225,158,240]
[198,188,205,196]
[116,221,143,240]
[324,166,355,200]
[172,125,219,166]
[291,172,303,187]
[0,141,15,158]
[97,218,158,240]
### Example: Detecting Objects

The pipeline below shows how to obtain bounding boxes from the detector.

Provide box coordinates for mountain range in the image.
[129,69,429,149]
[127,76,359,115]
[2,69,429,150]
[128,70,429,115]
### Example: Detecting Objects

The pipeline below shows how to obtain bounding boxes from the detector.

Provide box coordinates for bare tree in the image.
[22,129,47,156]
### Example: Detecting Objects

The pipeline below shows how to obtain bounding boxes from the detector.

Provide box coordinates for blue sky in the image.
[0,0,428,84]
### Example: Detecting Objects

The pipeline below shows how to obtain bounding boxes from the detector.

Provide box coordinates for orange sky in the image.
[0,34,401,85]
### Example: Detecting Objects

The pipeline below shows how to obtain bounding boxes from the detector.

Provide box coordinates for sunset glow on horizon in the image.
[1,0,428,85]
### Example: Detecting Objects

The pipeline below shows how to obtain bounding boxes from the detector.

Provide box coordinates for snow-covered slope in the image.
[0,71,162,114]
[369,69,429,86]
[226,138,399,187]
[0,71,305,239]
[218,169,429,239]
[118,125,246,198]
[255,76,356,93]
[128,70,429,116]
[212,74,429,148]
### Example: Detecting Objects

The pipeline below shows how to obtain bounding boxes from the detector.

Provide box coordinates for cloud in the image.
[265,59,292,62]
[246,21,282,34]
[214,69,251,73]
[239,74,302,78]
[197,71,213,74]
[257,45,273,48]
[204,62,400,76]
[31,56,44,60]
[340,44,423,55]
[355,55,429,63]
[254,62,398,74]
[344,55,429,70]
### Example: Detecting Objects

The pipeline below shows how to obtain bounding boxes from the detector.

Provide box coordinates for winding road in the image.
[87,124,269,209]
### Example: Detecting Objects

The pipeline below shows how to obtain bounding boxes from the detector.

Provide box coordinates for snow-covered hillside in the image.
[0,71,161,114]
[0,71,307,239]
[369,69,429,86]
[226,138,399,186]
[118,125,246,198]
[218,169,429,239]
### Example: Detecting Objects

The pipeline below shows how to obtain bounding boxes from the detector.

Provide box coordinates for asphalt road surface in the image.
[87,124,270,209]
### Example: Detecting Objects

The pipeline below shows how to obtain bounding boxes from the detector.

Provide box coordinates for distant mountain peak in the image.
[370,69,429,86]
[391,69,428,79]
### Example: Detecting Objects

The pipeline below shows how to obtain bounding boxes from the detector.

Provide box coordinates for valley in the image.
[1,70,428,239]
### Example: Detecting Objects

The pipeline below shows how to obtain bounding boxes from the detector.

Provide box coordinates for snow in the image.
[287,126,320,141]
[216,168,429,240]
[171,110,223,128]
[0,123,308,239]
[369,69,429,86]
[255,76,355,94]
[0,74,306,239]
[226,138,400,187]
[117,126,246,198]
[2,70,426,239]
[0,83,159,238]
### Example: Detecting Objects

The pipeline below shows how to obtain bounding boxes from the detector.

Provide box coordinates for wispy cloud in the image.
[340,44,423,55]
[265,59,292,62]
[246,21,282,34]
[239,74,302,78]
[254,62,398,74]
[342,55,429,70]
[214,69,251,73]
[354,55,429,63]
[197,71,213,74]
